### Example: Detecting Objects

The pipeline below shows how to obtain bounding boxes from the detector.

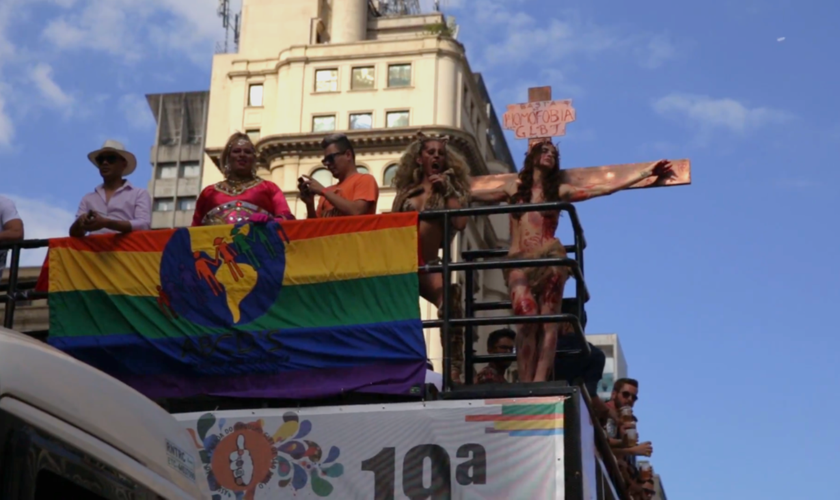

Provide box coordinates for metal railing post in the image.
[441,213,452,392]
[3,246,21,329]
[463,255,475,386]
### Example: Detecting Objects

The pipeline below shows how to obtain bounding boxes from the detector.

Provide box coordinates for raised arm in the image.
[559,160,673,202]
[470,176,518,203]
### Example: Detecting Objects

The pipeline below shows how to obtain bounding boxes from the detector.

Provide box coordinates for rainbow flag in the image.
[46,213,426,400]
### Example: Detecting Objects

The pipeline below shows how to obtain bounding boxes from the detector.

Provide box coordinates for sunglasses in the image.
[322,149,348,165]
[96,153,122,165]
[621,391,638,402]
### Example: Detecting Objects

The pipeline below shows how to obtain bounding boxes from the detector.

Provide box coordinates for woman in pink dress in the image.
[192,132,294,226]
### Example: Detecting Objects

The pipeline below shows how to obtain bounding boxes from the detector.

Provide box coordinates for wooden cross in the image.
[473,86,691,193]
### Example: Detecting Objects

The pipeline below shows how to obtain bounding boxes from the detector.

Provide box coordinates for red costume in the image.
[192,179,295,226]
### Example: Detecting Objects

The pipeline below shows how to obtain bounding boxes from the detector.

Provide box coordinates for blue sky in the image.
[1,0,838,498]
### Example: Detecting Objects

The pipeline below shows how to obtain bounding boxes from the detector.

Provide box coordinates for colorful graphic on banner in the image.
[178,397,567,499]
[46,214,426,400]
[466,397,566,437]
[187,412,344,499]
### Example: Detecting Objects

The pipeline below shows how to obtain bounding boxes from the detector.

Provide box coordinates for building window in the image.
[177,197,197,211]
[386,111,409,128]
[246,129,260,143]
[156,163,177,179]
[248,84,263,106]
[383,164,398,186]
[313,115,336,132]
[356,165,369,175]
[315,69,338,92]
[180,162,201,178]
[153,198,174,212]
[311,168,334,187]
[351,67,375,90]
[349,112,373,130]
[388,64,411,87]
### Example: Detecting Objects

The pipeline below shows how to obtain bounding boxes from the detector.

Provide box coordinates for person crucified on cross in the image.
[472,140,673,383]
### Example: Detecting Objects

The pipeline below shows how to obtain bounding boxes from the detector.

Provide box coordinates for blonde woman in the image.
[391,132,472,383]
[192,132,294,226]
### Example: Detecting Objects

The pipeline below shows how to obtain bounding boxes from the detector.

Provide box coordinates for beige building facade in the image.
[201,0,517,372]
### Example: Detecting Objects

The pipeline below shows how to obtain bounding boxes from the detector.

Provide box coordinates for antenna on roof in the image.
[377,0,421,16]
[216,0,242,53]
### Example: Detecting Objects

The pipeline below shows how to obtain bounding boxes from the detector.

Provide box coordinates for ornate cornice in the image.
[206,126,492,177]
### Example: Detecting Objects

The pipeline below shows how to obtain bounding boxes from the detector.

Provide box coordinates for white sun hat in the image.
[87,139,138,176]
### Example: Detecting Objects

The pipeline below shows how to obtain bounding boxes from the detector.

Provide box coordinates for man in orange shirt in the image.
[299,134,379,218]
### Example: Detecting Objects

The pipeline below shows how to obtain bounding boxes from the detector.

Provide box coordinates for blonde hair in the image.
[392,136,472,208]
[220,132,259,177]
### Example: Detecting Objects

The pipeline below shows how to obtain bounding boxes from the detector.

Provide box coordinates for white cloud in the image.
[41,0,230,63]
[0,1,18,145]
[1,195,76,267]
[636,34,677,69]
[29,63,74,110]
[0,95,13,147]
[445,1,675,72]
[652,93,792,133]
[119,94,155,130]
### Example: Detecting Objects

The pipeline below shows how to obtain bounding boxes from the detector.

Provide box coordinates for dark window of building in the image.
[313,115,336,132]
[154,198,175,212]
[180,162,201,178]
[388,64,411,87]
[386,111,409,128]
[315,69,339,92]
[156,163,177,179]
[177,197,197,211]
[352,67,375,90]
[349,113,372,130]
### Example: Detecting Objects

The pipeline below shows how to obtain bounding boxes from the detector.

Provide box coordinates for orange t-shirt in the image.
[316,173,379,218]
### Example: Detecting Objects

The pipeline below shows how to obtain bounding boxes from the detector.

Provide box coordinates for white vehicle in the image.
[0,327,211,499]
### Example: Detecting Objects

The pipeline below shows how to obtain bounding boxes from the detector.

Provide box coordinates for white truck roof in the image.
[0,327,210,498]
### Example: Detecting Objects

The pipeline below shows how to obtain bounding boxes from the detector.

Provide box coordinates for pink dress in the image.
[192,179,295,226]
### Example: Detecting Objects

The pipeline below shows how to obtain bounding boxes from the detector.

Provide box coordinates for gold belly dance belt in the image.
[201,201,273,226]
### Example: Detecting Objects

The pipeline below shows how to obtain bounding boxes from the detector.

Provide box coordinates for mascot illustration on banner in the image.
[188,412,345,499]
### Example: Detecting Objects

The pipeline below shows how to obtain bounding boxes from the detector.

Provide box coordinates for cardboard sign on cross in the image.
[502,86,576,144]
[474,86,692,193]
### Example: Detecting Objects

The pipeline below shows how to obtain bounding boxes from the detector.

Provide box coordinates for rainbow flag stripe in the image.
[47,213,426,400]
[465,398,565,437]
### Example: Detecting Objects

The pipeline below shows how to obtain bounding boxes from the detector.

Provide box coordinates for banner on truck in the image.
[45,213,426,401]
[177,396,567,499]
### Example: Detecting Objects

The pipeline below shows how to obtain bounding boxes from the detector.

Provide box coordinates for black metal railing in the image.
[0,239,49,329]
[418,201,590,392]
[2,202,590,395]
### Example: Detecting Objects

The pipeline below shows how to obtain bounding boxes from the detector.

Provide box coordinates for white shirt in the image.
[76,181,151,235]
[0,195,22,275]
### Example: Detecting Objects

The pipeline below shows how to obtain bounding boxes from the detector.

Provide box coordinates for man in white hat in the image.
[69,140,151,237]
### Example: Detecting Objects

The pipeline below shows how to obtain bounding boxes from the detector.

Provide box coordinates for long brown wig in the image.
[511,140,566,219]
[391,133,472,211]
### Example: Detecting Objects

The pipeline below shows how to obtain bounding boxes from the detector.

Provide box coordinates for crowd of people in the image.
[5,131,668,495]
[48,131,671,383]
[6,130,673,385]
[474,329,657,498]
